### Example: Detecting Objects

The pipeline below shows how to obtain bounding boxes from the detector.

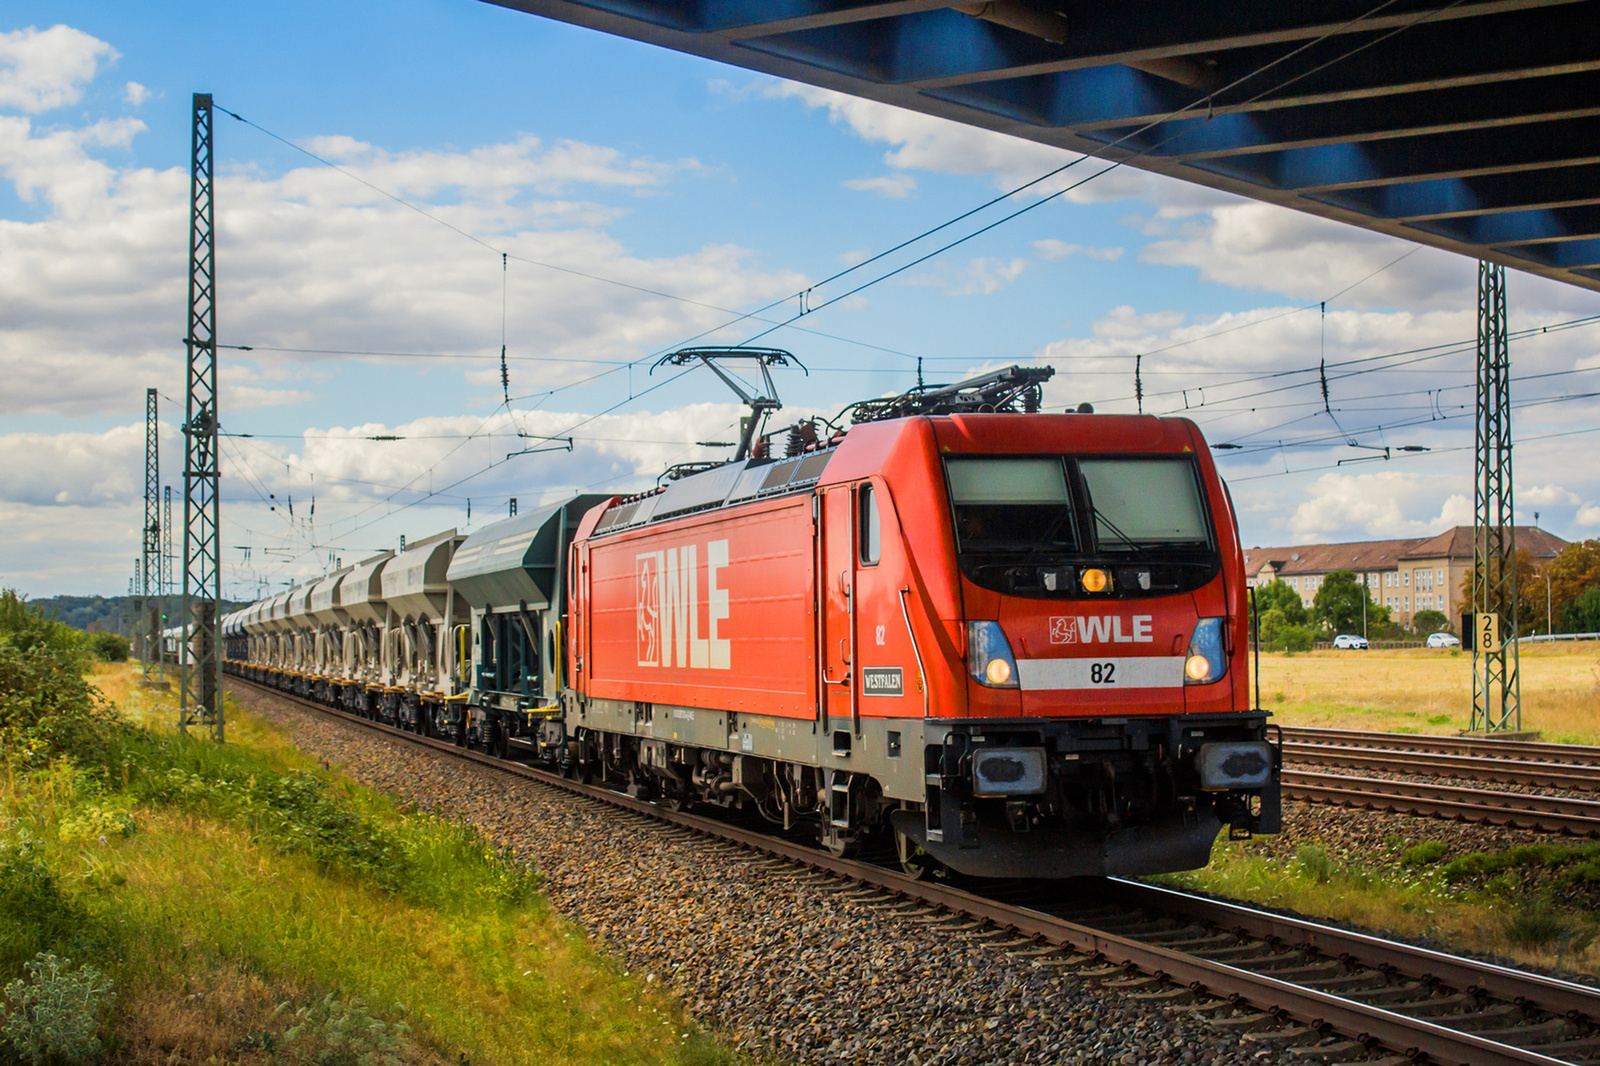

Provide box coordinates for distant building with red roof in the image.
[1243,526,1566,626]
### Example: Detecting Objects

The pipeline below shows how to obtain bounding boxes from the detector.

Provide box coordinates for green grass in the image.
[0,666,738,1066]
[1158,833,1600,975]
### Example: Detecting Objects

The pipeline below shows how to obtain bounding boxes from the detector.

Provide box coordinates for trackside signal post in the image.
[180,92,223,741]
[1470,261,1521,735]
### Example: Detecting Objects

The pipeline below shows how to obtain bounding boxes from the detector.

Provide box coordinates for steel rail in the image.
[1281,727,1600,767]
[227,675,1596,1066]
[1284,742,1600,793]
[1283,769,1600,836]
[1107,879,1600,1024]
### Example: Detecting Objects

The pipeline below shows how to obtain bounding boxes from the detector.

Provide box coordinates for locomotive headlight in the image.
[1080,567,1110,593]
[1184,618,1226,685]
[967,621,1020,689]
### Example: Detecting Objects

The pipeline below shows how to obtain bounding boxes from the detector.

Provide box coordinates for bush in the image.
[1501,903,1596,954]
[1,953,115,1066]
[1442,842,1600,882]
[1257,608,1318,651]
[0,848,98,973]
[1412,609,1450,636]
[0,590,119,767]
[1401,840,1449,866]
[1294,844,1335,883]
[278,994,410,1066]
[84,634,128,664]
[1268,624,1315,653]
[0,592,84,659]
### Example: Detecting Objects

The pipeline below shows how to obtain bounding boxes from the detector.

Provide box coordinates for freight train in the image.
[224,360,1280,878]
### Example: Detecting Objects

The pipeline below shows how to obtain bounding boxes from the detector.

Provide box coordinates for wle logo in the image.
[636,540,731,669]
[1049,615,1155,645]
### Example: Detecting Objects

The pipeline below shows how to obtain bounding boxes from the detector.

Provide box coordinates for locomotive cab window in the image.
[1078,458,1212,550]
[945,457,1077,553]
[859,483,880,565]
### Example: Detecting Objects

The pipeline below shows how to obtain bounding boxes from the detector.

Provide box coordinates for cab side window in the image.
[859,483,881,565]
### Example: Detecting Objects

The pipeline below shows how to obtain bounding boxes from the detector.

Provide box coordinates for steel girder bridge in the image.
[486,0,1600,294]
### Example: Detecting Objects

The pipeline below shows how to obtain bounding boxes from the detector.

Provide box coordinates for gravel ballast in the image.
[232,685,1289,1066]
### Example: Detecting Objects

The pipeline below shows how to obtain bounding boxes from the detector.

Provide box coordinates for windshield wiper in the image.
[1092,507,1150,555]
[1019,504,1078,563]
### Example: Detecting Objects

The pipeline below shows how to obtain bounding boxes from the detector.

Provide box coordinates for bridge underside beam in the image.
[489,0,1600,292]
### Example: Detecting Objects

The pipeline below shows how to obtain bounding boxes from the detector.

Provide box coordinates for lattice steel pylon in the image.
[180,92,223,741]
[142,388,162,683]
[1471,260,1521,734]
[162,485,173,671]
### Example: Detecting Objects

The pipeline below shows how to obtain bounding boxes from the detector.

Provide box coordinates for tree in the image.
[1459,548,1544,635]
[1252,579,1308,626]
[1412,609,1450,635]
[1564,586,1600,634]
[1312,570,1372,635]
[1257,608,1314,652]
[1545,540,1600,632]
[87,633,130,662]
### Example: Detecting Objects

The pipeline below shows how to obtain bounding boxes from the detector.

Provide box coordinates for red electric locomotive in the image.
[561,360,1279,879]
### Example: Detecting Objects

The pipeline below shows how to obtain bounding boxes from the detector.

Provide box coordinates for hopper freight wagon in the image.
[225,364,1280,879]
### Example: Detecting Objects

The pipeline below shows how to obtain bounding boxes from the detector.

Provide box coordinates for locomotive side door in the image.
[820,483,856,734]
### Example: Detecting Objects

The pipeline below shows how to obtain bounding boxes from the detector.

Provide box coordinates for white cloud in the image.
[907,256,1027,296]
[0,25,116,113]
[298,133,681,197]
[762,81,1152,202]
[1522,484,1581,507]
[121,80,149,106]
[1088,305,1184,341]
[1287,472,1474,542]
[1577,504,1600,528]
[0,422,166,507]
[841,173,915,199]
[0,104,804,418]
[0,501,146,595]
[1435,493,1473,528]
[1033,239,1122,262]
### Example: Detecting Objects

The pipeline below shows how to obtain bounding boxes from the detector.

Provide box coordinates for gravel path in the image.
[232,685,1285,1066]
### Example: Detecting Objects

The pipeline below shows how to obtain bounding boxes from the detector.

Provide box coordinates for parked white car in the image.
[1426,631,1462,648]
[1333,634,1370,649]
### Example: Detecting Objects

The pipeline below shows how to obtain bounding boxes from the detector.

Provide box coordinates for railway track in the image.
[1278,726,1600,835]
[1282,770,1600,836]
[229,675,1600,1066]
[1283,727,1600,777]
[1283,744,1600,794]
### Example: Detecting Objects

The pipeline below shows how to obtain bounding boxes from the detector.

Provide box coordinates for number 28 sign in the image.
[1475,612,1502,653]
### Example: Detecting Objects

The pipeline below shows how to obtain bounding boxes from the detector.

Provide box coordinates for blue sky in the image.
[4,0,1599,598]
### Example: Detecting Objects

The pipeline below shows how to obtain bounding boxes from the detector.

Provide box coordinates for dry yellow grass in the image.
[1257,642,1600,743]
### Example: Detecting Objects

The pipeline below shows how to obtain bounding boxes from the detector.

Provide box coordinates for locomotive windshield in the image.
[945,454,1218,598]
[1078,458,1210,548]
